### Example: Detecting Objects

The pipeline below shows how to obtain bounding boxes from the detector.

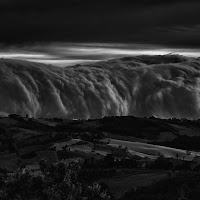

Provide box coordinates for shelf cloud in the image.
[1,55,200,119]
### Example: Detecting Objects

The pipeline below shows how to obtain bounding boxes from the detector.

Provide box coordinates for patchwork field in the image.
[109,139,200,161]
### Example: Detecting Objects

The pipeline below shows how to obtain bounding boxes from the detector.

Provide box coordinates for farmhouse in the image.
[137,157,154,168]
[22,164,42,177]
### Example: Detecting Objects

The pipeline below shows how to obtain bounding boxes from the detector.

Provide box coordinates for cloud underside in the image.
[1,55,200,119]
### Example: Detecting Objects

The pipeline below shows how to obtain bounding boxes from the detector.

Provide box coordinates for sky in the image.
[0,0,200,46]
[0,0,200,65]
[2,1,200,119]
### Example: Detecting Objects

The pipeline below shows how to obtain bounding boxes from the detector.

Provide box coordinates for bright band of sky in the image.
[0,43,200,67]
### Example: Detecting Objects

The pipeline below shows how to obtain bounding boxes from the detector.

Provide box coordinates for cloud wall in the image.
[0,55,200,119]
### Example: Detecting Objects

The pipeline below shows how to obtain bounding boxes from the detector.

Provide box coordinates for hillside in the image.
[0,115,200,169]
[0,115,200,198]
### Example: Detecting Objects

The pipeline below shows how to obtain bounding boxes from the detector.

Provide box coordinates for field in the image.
[1,115,200,199]
[109,139,200,161]
[103,169,168,198]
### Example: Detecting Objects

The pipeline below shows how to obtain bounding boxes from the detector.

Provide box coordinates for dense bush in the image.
[0,160,113,200]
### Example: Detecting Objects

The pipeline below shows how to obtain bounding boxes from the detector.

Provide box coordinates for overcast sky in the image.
[0,0,200,47]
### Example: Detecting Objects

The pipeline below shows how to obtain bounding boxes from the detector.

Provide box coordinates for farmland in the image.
[1,115,200,198]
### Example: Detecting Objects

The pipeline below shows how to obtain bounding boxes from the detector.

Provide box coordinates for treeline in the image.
[99,116,176,139]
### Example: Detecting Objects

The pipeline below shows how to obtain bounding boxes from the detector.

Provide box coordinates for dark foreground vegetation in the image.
[1,160,200,200]
[0,160,113,200]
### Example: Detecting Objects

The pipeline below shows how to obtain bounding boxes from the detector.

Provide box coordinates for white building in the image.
[22,164,42,177]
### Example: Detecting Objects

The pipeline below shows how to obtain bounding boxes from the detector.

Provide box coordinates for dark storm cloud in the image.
[0,0,200,47]
[1,55,200,119]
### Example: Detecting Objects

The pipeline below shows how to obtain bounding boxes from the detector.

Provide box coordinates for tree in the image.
[84,182,112,200]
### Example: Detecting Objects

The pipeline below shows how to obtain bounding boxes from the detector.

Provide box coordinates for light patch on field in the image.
[109,139,200,161]
[70,145,92,153]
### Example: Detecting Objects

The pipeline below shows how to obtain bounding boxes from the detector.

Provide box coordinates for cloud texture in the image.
[1,55,200,119]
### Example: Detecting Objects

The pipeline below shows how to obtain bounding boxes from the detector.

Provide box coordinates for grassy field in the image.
[103,169,168,198]
[0,153,19,171]
[109,139,200,161]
